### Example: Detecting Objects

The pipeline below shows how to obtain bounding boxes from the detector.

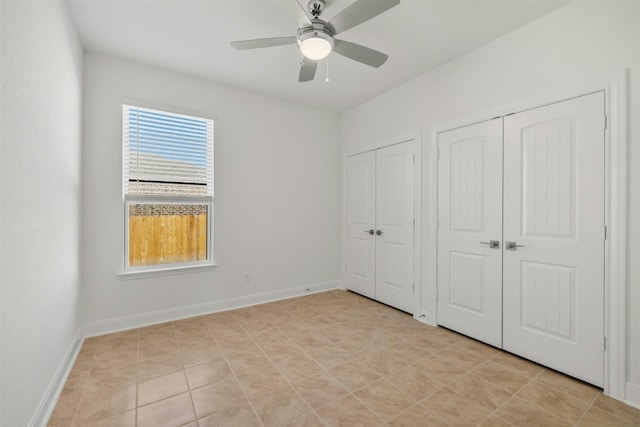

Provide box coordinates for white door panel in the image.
[376,143,415,313]
[346,152,376,299]
[437,119,503,347]
[503,91,605,387]
[346,142,416,313]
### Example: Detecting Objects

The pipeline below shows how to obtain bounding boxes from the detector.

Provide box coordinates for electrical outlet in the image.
[244,272,252,284]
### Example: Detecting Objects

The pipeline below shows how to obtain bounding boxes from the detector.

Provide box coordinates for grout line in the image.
[69,340,98,427]
[349,391,391,426]
[181,365,198,426]
[487,368,577,426]
[531,374,601,409]
[68,373,89,427]
[466,363,546,426]
[204,313,265,427]
[253,298,409,425]
[573,390,602,426]
[390,396,452,427]
[244,312,339,425]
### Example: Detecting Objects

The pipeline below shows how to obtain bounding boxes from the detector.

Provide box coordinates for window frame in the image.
[119,104,216,278]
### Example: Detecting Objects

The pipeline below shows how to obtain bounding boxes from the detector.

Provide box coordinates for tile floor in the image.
[48,290,640,426]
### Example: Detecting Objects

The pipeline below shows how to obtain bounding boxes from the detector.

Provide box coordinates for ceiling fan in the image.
[230,0,400,82]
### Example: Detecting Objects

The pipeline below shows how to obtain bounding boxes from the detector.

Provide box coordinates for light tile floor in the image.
[48,290,640,426]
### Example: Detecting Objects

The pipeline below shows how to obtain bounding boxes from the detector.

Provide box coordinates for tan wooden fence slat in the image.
[128,206,208,266]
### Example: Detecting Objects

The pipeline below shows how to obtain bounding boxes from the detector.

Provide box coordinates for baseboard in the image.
[84,280,339,337]
[625,381,640,409]
[28,327,84,427]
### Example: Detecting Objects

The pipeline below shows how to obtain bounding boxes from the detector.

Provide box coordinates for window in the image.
[122,104,214,273]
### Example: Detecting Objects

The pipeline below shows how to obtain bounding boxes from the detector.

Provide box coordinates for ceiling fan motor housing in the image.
[297,20,334,39]
[308,0,326,18]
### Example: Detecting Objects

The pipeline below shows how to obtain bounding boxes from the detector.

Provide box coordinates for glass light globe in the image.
[300,36,332,60]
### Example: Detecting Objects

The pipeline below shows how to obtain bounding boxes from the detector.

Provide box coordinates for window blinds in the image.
[123,105,213,197]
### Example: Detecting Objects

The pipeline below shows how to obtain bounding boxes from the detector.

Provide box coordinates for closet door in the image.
[437,119,503,347]
[503,92,605,386]
[375,142,415,313]
[346,151,376,299]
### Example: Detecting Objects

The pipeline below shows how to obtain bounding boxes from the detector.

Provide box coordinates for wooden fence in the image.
[128,204,207,266]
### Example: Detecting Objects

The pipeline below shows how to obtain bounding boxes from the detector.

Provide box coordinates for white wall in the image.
[339,0,640,400]
[0,1,83,426]
[82,54,340,329]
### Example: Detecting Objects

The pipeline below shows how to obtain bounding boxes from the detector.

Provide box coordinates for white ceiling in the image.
[67,0,569,112]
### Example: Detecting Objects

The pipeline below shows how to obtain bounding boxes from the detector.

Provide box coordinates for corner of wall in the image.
[28,327,85,427]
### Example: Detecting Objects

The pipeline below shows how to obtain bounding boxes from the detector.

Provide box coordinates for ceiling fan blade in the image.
[274,0,312,26]
[327,0,399,35]
[231,36,297,50]
[333,39,388,68]
[298,57,318,82]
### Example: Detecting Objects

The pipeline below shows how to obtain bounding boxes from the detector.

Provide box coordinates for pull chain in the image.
[325,56,331,84]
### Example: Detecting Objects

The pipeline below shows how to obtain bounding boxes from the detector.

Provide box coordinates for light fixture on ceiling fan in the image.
[296,0,333,60]
[230,0,400,82]
[297,28,333,60]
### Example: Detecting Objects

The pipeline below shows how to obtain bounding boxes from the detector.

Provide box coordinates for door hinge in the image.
[412,283,415,292]
[436,288,439,302]
[604,115,608,130]
[603,225,607,241]
[413,218,415,228]
[604,336,607,351]
[436,219,440,230]
[413,154,415,163]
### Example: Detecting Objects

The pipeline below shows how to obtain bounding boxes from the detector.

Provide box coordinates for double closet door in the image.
[437,92,606,387]
[346,142,415,314]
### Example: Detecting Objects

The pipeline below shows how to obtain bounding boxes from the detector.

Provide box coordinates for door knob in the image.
[480,240,500,249]
[505,241,524,250]
[376,230,383,236]
[364,229,374,235]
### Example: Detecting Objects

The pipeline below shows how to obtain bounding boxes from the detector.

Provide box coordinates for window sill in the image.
[118,262,218,280]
